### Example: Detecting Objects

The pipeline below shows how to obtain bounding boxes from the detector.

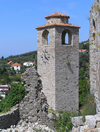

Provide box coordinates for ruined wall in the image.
[0,105,19,129]
[90,0,100,113]
[19,67,53,126]
[0,67,53,129]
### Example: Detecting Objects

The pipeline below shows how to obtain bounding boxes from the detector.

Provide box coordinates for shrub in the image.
[79,79,90,107]
[55,111,73,132]
[80,94,96,118]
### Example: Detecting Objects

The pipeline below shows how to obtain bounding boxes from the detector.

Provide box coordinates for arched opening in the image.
[65,33,68,44]
[42,30,50,45]
[97,0,99,2]
[62,29,72,45]
[48,33,50,44]
[93,19,96,31]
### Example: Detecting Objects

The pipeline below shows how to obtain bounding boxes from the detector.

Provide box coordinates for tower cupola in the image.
[45,12,70,24]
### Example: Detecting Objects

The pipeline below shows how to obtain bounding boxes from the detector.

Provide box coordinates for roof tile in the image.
[11,62,21,66]
[45,12,70,19]
[36,23,80,29]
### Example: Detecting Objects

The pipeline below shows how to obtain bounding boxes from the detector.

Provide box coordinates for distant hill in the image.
[0,51,37,68]
[79,40,89,50]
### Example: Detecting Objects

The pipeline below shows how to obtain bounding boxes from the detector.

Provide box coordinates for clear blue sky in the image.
[0,0,94,58]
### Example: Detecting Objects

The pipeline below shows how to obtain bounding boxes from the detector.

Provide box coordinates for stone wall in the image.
[0,105,19,129]
[0,67,53,130]
[90,0,100,113]
[55,26,79,112]
[19,67,53,127]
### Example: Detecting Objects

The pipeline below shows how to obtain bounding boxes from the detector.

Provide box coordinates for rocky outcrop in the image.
[19,66,53,127]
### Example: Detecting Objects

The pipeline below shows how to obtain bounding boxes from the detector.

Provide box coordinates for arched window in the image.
[62,29,72,45]
[42,30,50,45]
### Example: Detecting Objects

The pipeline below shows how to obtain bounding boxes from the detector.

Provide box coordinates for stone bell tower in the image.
[36,12,80,112]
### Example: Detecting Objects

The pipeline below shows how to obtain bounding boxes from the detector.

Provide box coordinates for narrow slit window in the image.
[93,33,95,40]
[93,19,96,31]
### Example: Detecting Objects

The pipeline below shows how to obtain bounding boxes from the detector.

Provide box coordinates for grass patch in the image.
[48,108,56,114]
[55,111,76,132]
[80,94,96,119]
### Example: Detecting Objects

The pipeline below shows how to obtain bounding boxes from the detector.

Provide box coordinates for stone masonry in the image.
[19,67,53,127]
[90,0,100,113]
[0,67,54,130]
[0,105,19,129]
[36,12,80,112]
[72,114,100,132]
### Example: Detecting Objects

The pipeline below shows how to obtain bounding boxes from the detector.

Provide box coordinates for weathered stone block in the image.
[97,122,100,128]
[85,115,96,128]
[71,116,84,127]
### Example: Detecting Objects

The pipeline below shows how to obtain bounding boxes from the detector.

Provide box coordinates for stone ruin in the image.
[19,66,53,126]
[0,67,54,131]
[90,0,100,113]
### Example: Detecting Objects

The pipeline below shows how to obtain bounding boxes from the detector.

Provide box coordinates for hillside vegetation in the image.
[0,41,91,107]
[0,83,27,113]
[0,51,37,67]
[0,51,37,84]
